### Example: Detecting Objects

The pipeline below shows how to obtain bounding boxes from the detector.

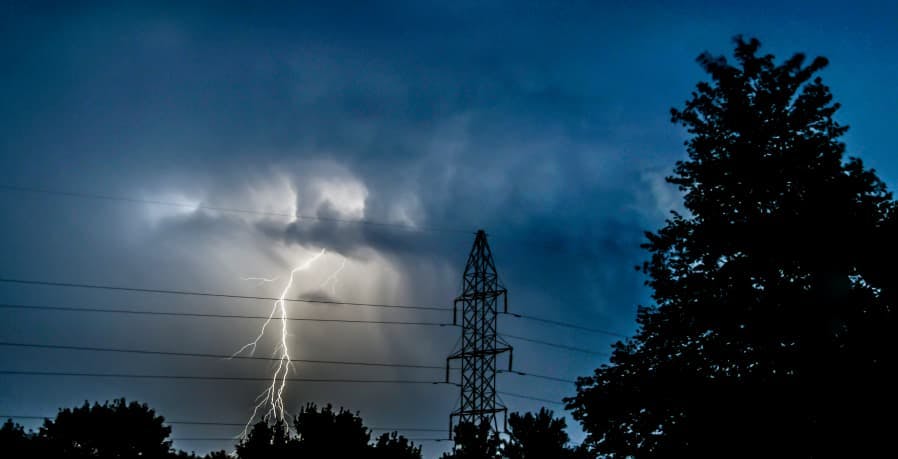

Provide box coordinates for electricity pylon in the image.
[446,229,513,438]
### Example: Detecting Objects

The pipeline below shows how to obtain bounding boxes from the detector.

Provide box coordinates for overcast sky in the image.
[1,1,896,457]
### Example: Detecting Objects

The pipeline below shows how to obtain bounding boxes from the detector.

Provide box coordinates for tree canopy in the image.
[1,419,35,458]
[567,36,897,457]
[505,409,591,459]
[441,422,501,459]
[442,411,591,459]
[234,403,422,459]
[1,400,426,459]
[39,398,172,459]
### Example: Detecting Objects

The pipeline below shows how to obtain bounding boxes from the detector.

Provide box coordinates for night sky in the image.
[1,1,896,457]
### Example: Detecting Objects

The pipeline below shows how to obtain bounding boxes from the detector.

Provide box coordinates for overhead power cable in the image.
[0,372,561,406]
[502,334,609,356]
[0,303,454,327]
[0,370,453,385]
[0,341,575,384]
[167,437,450,442]
[0,279,630,337]
[0,342,445,370]
[494,391,565,406]
[502,312,627,338]
[1,302,607,357]
[0,278,450,312]
[497,369,576,384]
[0,415,445,432]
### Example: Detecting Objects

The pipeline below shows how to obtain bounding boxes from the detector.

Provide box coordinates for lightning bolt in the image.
[233,248,326,437]
[318,257,346,295]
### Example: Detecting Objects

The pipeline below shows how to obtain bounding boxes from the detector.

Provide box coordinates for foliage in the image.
[441,422,501,459]
[567,36,897,457]
[443,412,592,459]
[0,400,428,458]
[234,403,422,459]
[1,419,36,458]
[294,403,371,456]
[235,420,293,459]
[39,398,172,458]
[372,431,423,459]
[505,409,592,459]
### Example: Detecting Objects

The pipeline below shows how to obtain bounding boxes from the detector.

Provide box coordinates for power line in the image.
[502,334,609,356]
[0,369,565,408]
[0,341,578,384]
[497,370,576,384]
[0,303,454,327]
[502,312,627,338]
[0,415,446,432]
[0,184,473,235]
[399,438,451,442]
[0,342,445,370]
[0,370,454,385]
[0,371,560,407]
[1,302,606,358]
[496,391,565,406]
[169,437,451,442]
[369,428,446,434]
[168,438,237,441]
[0,372,563,406]
[0,278,450,312]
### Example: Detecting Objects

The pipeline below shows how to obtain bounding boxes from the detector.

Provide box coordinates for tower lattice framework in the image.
[446,229,513,438]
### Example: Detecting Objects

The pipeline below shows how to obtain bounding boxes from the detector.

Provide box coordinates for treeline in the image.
[1,398,588,458]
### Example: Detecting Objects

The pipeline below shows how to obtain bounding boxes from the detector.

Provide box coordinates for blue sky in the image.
[1,1,896,456]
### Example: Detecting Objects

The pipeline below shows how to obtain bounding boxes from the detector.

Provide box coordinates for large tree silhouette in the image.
[567,36,896,457]
[1,419,36,458]
[293,403,371,457]
[372,431,422,459]
[235,420,293,459]
[39,398,173,458]
[505,409,591,459]
[441,422,500,459]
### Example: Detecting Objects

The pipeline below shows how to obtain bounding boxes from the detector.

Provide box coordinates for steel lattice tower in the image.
[446,229,513,438]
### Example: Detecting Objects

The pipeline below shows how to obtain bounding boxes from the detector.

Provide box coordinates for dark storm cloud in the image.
[60,0,667,304]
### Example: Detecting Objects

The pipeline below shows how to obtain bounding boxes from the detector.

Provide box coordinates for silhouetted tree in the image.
[293,403,370,457]
[1,419,36,458]
[372,431,422,459]
[235,420,292,459]
[233,404,421,459]
[441,422,500,459]
[567,36,897,457]
[504,409,590,459]
[3,401,424,459]
[38,398,173,458]
[167,450,228,459]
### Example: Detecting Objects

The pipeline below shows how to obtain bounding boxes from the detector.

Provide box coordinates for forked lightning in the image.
[232,248,347,437]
